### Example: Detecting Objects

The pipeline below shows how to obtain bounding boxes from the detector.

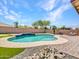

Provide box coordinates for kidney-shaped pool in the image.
[0,33,68,48]
[8,33,57,42]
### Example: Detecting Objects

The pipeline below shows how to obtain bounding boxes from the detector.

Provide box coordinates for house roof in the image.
[0,22,9,27]
[71,0,79,14]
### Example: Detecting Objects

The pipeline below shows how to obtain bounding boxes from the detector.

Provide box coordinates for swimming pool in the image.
[8,33,57,42]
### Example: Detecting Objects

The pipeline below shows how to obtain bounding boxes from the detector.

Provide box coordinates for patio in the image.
[10,35,79,59]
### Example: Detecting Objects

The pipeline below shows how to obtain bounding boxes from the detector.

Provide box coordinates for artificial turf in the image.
[0,34,12,38]
[0,34,25,59]
[0,47,25,59]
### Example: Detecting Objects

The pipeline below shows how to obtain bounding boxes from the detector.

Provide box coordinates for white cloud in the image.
[4,10,22,20]
[62,0,70,4]
[10,10,18,16]
[4,15,16,20]
[36,0,71,22]
[0,1,9,15]
[38,0,70,12]
[36,0,71,23]
[0,0,22,21]
[0,0,71,22]
[46,2,71,22]
[0,9,4,15]
[38,0,56,11]
[12,0,31,10]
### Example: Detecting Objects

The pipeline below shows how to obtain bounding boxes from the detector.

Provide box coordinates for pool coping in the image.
[0,33,68,48]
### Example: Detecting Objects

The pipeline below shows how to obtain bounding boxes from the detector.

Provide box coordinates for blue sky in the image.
[0,0,79,28]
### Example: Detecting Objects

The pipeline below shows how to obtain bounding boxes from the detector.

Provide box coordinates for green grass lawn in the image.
[0,34,25,59]
[0,34,12,38]
[0,47,25,59]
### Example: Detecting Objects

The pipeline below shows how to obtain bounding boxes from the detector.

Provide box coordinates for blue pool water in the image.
[8,34,57,42]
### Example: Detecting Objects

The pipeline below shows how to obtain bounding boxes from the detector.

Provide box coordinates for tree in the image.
[51,25,57,34]
[41,20,50,27]
[32,20,50,32]
[18,25,28,28]
[32,21,39,29]
[32,20,50,28]
[60,25,66,29]
[41,20,50,32]
[14,21,18,28]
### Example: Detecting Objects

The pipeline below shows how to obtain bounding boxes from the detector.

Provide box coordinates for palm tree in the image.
[51,25,57,34]
[14,21,18,28]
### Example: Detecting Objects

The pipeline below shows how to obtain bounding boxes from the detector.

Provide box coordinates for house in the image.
[0,22,10,27]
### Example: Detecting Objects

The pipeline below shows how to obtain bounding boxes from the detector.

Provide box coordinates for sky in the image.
[0,0,79,28]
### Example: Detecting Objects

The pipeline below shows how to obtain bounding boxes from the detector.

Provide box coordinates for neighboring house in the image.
[0,22,43,33]
[0,22,10,27]
[0,22,10,33]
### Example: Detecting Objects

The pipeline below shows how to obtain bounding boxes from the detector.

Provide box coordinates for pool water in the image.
[8,34,57,42]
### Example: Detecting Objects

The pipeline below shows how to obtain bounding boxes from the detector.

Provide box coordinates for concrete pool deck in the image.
[50,35,79,58]
[10,35,79,59]
[0,35,68,48]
